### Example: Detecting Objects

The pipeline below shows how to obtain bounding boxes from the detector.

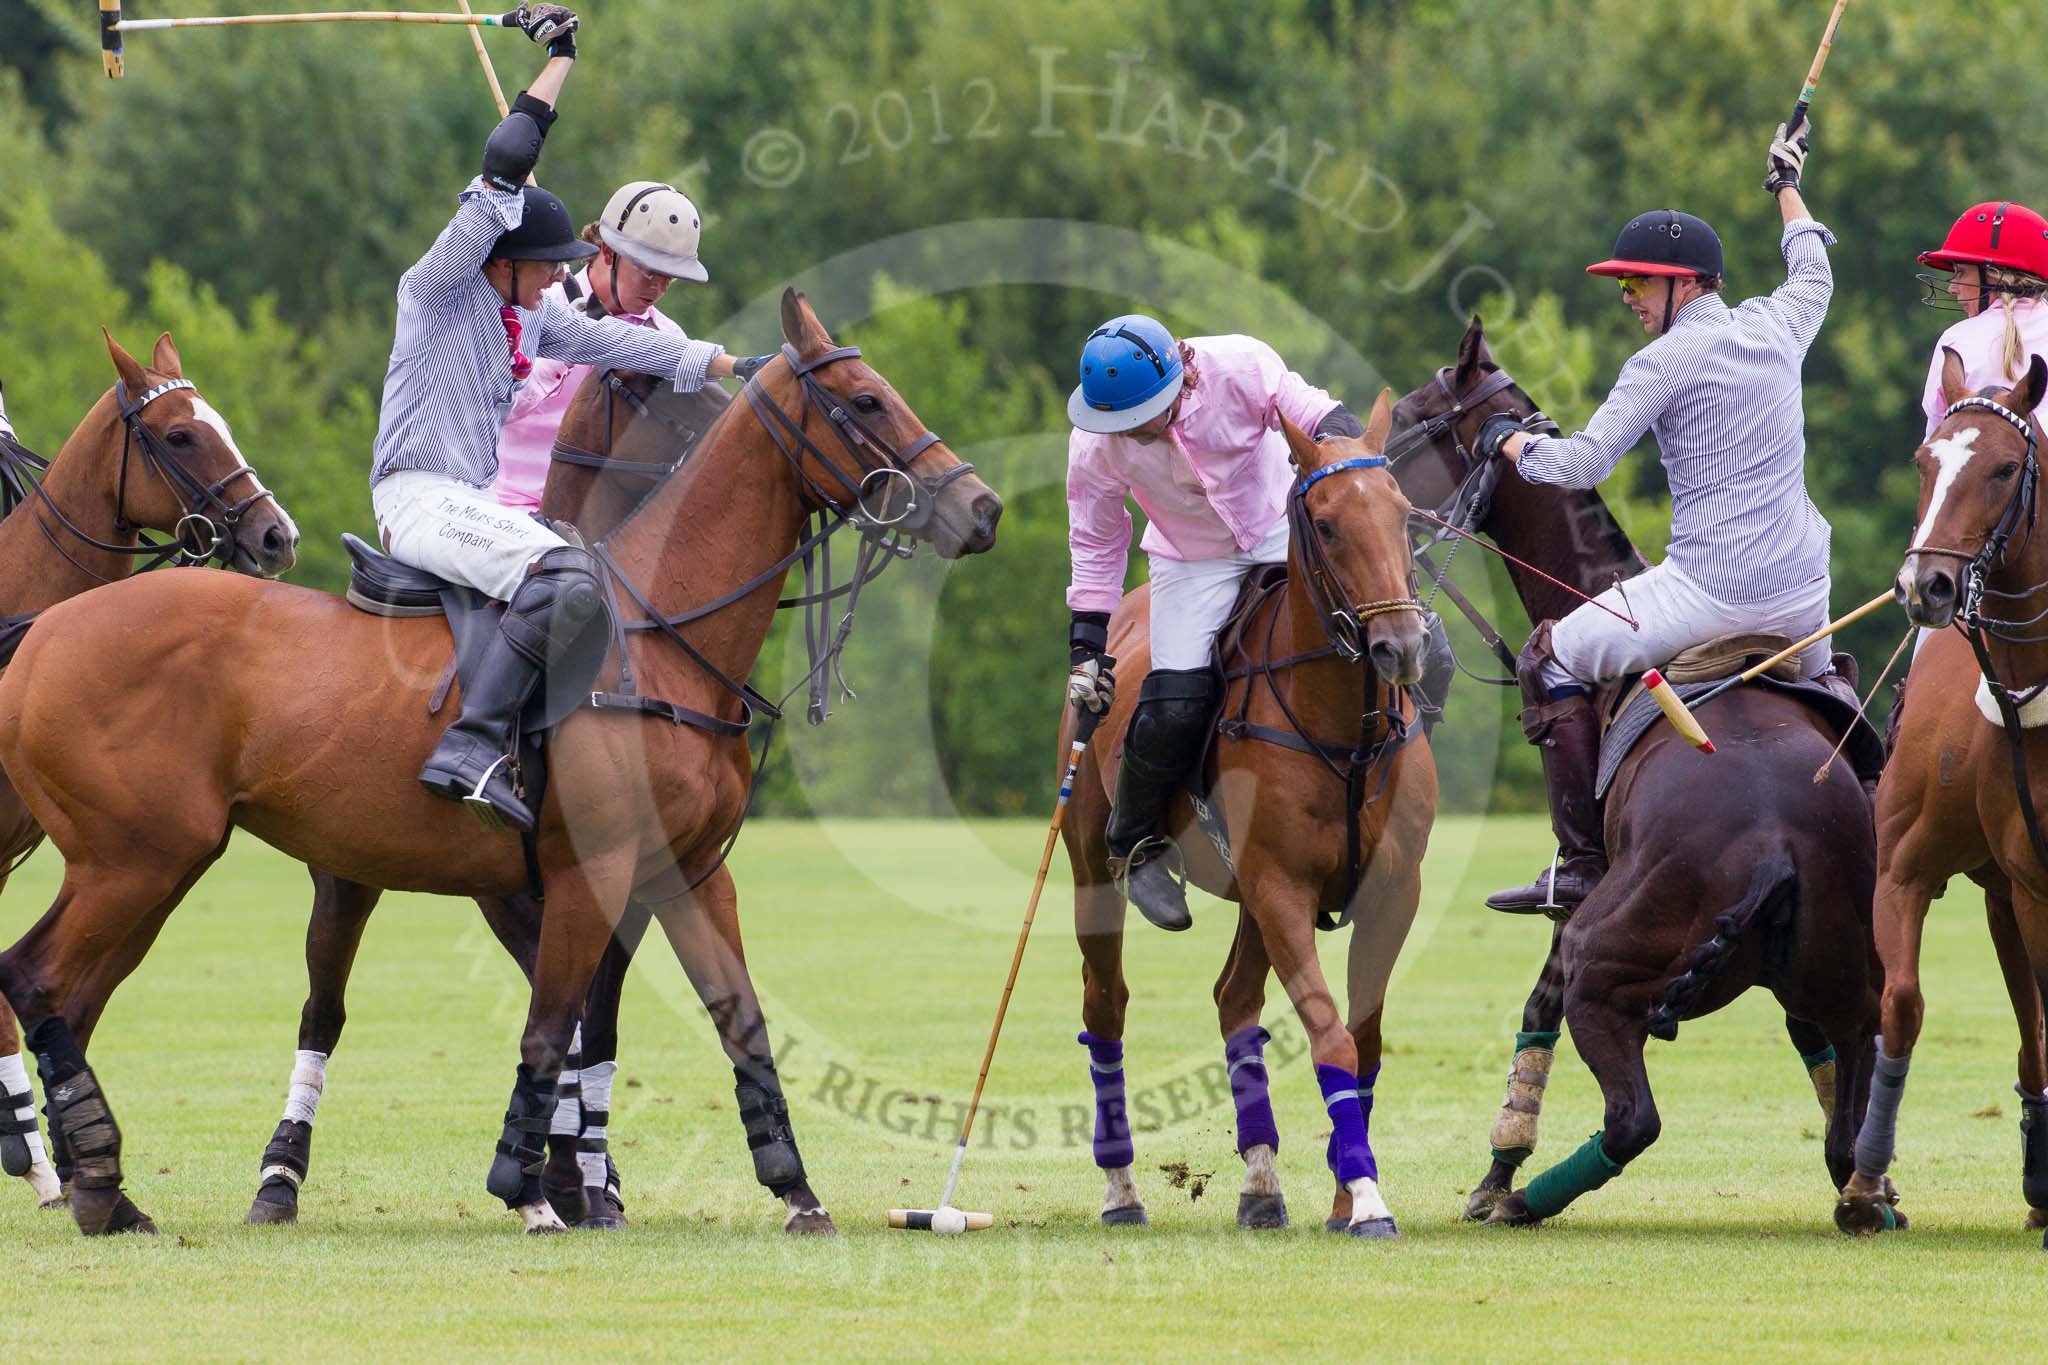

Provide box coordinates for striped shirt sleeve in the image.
[530,298,725,392]
[1514,346,1680,490]
[402,179,525,307]
[1760,218,1836,357]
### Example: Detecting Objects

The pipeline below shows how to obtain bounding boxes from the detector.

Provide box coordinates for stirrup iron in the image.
[462,754,516,833]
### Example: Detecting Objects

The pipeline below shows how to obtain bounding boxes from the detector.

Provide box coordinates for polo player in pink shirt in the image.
[1063,314,1377,931]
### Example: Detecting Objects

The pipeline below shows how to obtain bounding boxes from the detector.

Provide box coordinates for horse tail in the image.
[1645,853,1797,1042]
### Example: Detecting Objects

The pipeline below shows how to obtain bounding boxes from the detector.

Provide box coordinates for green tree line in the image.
[3,0,2042,815]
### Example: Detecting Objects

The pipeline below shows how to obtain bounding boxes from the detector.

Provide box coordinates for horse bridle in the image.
[1285,453,1422,661]
[745,342,977,536]
[1906,394,2043,621]
[5,379,279,580]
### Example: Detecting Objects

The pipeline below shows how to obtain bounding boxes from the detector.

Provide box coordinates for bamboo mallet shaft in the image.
[114,11,508,31]
[1788,0,1853,133]
[453,0,512,119]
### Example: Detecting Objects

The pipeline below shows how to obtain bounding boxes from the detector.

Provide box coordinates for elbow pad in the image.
[1313,403,1366,442]
[481,94,559,193]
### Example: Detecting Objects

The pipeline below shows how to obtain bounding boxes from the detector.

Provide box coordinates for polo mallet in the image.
[1785,0,1853,140]
[100,5,522,77]
[1642,590,1894,752]
[888,698,1107,1235]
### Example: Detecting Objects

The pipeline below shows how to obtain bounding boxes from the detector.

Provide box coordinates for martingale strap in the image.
[1960,621,2048,874]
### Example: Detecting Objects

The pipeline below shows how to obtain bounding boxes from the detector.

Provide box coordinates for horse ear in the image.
[103,328,147,397]
[2013,353,2047,419]
[1452,314,1491,393]
[1939,345,1969,408]
[779,287,835,359]
[152,332,183,379]
[1363,387,1394,455]
[1278,412,1321,472]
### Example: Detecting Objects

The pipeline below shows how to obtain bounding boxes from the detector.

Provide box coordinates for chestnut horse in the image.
[1390,319,1885,1229]
[0,331,298,1206]
[1842,349,2048,1242]
[1063,392,1437,1237]
[259,374,842,1233]
[0,290,1000,1236]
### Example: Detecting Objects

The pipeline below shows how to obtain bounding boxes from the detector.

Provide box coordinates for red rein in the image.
[1408,507,1641,630]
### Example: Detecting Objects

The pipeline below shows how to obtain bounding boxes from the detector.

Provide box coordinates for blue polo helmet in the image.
[1067,314,1184,434]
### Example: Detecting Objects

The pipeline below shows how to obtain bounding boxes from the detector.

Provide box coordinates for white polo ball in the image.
[930,1206,967,1235]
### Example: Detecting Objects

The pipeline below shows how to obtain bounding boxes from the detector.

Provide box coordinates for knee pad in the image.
[1131,668,1218,744]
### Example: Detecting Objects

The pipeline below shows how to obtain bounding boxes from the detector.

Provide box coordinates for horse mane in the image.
[575,372,751,542]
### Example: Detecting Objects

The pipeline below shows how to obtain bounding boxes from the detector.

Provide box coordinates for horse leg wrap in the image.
[734,1055,807,1196]
[0,1052,44,1178]
[1079,1032,1134,1169]
[2020,1091,2048,1212]
[578,1059,618,1201]
[1225,1026,1279,1156]
[540,1050,586,1222]
[253,1119,313,1205]
[1853,1040,1911,1179]
[1801,1044,1838,1124]
[1317,1063,1376,1185]
[1489,1030,1559,1167]
[486,1063,557,1207]
[1523,1130,1624,1219]
[30,1019,117,1190]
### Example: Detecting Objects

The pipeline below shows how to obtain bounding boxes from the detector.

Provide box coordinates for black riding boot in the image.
[419,547,605,832]
[1486,696,1606,916]
[1105,668,1216,933]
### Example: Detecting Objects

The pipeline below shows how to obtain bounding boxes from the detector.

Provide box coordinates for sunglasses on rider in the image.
[1617,275,1654,302]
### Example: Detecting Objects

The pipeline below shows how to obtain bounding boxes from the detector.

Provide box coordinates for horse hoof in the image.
[517,1200,569,1235]
[1,1135,30,1178]
[543,1179,590,1228]
[1100,1204,1148,1227]
[1833,1192,1904,1236]
[1461,1184,1510,1222]
[1323,1216,1348,1233]
[1483,1191,1540,1227]
[2026,1207,2048,1232]
[244,1188,300,1226]
[577,1188,627,1231]
[72,1186,155,1236]
[1236,1192,1288,1230]
[1347,1215,1400,1239]
[784,1207,838,1235]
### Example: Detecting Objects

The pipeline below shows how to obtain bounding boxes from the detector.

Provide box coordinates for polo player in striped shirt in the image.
[1479,120,1839,916]
[367,5,770,832]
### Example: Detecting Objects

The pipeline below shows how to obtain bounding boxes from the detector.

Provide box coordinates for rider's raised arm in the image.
[1762,215,1837,359]
[1065,432,1136,616]
[1513,348,1679,491]
[528,296,724,394]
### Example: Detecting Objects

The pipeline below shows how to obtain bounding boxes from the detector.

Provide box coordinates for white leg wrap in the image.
[0,1052,50,1167]
[579,1060,615,1187]
[551,1027,585,1138]
[283,1050,328,1126]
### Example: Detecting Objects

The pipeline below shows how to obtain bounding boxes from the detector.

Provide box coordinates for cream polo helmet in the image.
[597,181,709,282]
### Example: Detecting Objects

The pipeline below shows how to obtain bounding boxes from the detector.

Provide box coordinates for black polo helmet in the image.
[1585,210,1724,279]
[490,185,601,264]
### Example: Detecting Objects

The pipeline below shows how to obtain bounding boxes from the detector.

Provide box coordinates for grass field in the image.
[1,814,2040,1360]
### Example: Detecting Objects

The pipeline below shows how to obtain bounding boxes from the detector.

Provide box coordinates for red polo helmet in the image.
[1918,201,2048,277]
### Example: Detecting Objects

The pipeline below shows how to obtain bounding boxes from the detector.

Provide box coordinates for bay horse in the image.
[1063,391,1438,1236]
[257,373,842,1232]
[1842,348,2048,1242]
[1391,318,1886,1229]
[0,290,1001,1237]
[0,331,298,1207]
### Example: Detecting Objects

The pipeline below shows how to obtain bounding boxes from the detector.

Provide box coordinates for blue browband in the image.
[1296,455,1388,492]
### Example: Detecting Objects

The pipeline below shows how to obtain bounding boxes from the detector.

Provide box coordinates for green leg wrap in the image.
[1523,1130,1624,1219]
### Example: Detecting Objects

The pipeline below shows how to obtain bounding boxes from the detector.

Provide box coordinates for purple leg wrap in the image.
[1079,1032,1134,1169]
[1318,1063,1376,1185]
[1226,1026,1280,1155]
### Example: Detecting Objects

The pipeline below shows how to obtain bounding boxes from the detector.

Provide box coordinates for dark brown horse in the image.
[257,373,840,1232]
[1392,318,1884,1228]
[0,331,298,1206]
[1063,392,1437,1236]
[0,290,1000,1236]
[1841,348,2048,1241]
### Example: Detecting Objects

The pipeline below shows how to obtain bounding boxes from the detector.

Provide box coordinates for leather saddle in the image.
[340,532,606,738]
[1593,632,1886,801]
